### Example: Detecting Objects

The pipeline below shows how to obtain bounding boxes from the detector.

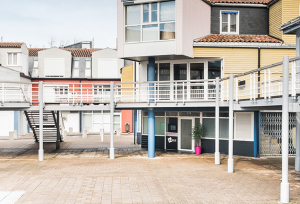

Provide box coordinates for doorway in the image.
[178,117,195,151]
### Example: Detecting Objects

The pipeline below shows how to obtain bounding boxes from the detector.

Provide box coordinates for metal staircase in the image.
[24,111,64,143]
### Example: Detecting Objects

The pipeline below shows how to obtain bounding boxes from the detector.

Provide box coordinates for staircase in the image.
[24,111,64,143]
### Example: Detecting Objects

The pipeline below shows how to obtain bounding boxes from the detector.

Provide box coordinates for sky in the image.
[0,0,117,48]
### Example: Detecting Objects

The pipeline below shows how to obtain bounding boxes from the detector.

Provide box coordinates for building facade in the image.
[118,0,298,157]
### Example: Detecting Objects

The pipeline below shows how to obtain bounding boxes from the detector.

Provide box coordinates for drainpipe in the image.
[258,48,261,98]
[295,29,300,172]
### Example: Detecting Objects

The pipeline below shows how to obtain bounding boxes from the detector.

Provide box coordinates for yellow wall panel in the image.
[260,48,296,67]
[194,47,258,74]
[269,0,282,39]
[122,64,133,83]
[282,0,299,44]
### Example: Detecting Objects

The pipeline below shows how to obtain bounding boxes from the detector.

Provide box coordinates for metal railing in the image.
[0,56,298,106]
[221,56,300,102]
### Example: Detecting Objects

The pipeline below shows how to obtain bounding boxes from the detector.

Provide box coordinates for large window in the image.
[125,1,176,42]
[85,60,91,78]
[220,11,239,34]
[8,53,18,66]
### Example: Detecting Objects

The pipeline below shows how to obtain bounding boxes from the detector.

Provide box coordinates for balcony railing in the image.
[0,56,299,106]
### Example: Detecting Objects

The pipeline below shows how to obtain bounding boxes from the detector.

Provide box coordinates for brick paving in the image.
[0,135,300,203]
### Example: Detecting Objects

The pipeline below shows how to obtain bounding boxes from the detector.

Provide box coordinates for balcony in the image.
[0,56,299,109]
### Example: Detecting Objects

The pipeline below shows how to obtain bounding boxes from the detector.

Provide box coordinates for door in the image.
[179,118,195,151]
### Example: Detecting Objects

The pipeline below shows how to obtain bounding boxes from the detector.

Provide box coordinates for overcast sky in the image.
[0,0,117,48]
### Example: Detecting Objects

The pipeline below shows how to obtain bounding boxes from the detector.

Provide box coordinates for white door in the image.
[178,117,195,151]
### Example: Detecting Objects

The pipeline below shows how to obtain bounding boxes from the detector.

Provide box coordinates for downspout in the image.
[258,47,261,98]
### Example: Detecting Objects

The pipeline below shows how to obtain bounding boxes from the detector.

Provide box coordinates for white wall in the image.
[62,112,80,133]
[0,66,20,81]
[38,48,72,78]
[0,111,14,137]
[92,48,123,79]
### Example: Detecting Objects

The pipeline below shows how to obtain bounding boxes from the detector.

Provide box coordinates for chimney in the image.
[1,36,3,42]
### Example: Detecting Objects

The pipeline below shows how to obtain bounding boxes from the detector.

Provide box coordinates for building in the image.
[28,44,134,134]
[117,0,298,157]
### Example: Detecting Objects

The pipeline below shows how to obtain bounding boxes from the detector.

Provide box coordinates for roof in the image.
[206,0,274,5]
[28,48,100,57]
[279,16,300,35]
[195,34,282,43]
[0,42,24,48]
[28,48,46,56]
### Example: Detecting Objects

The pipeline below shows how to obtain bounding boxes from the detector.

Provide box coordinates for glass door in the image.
[179,117,195,151]
[173,63,187,101]
[190,63,204,100]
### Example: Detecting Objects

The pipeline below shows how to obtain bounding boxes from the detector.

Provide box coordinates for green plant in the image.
[192,122,205,147]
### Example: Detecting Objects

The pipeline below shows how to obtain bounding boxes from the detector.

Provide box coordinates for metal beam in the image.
[56,111,60,150]
[215,78,220,165]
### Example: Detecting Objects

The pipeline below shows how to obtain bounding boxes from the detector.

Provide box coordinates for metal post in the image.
[295,29,300,172]
[134,110,137,145]
[148,57,155,102]
[280,56,290,203]
[56,111,60,150]
[38,81,44,161]
[110,81,115,159]
[148,108,155,158]
[296,113,300,172]
[215,77,220,165]
[228,74,234,173]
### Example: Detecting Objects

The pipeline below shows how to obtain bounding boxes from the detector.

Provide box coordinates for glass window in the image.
[8,53,17,65]
[151,3,158,22]
[160,1,175,22]
[143,4,149,23]
[143,117,148,134]
[208,61,221,79]
[179,112,199,117]
[167,117,178,132]
[155,117,165,135]
[114,115,120,123]
[147,63,158,81]
[142,24,158,41]
[222,13,228,33]
[174,64,187,80]
[221,11,238,33]
[155,112,165,116]
[220,119,229,139]
[190,63,204,80]
[126,5,141,25]
[160,23,175,40]
[203,112,215,117]
[126,26,141,42]
[85,68,91,78]
[166,112,178,116]
[230,13,237,32]
[203,118,215,138]
[86,60,91,68]
[159,63,170,81]
[73,68,79,78]
[34,60,38,68]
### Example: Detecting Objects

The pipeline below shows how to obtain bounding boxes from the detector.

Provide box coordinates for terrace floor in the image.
[0,135,300,203]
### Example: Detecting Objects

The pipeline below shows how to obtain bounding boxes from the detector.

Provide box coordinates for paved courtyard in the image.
[0,135,300,203]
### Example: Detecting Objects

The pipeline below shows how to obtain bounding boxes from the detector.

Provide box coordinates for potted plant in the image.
[192,122,205,155]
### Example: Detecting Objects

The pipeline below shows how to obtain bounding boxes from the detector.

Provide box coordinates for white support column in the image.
[228,74,234,173]
[296,113,300,172]
[295,29,300,173]
[280,56,290,203]
[110,81,115,159]
[215,77,220,165]
[38,81,44,161]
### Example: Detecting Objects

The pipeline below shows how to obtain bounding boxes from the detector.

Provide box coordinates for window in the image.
[8,53,18,66]
[73,61,79,78]
[125,1,175,42]
[85,60,91,78]
[234,112,254,141]
[32,60,38,77]
[220,11,239,34]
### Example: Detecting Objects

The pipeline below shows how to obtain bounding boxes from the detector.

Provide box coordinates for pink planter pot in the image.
[195,146,202,155]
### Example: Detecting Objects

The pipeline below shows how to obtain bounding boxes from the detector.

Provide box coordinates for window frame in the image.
[7,52,19,66]
[124,1,176,43]
[220,10,239,35]
[72,60,80,78]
